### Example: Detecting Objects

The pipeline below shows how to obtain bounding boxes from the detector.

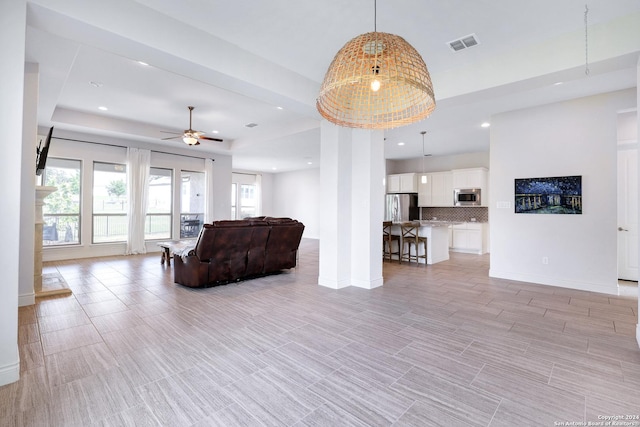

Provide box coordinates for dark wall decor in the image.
[515,175,582,214]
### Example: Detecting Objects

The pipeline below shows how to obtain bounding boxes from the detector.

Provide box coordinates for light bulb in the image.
[183,136,198,145]
[371,79,381,92]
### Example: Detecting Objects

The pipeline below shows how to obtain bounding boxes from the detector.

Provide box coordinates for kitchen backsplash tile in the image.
[421,207,488,222]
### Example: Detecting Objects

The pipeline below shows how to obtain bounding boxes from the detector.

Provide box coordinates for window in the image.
[180,171,205,238]
[231,173,258,219]
[93,162,127,243]
[239,184,257,218]
[146,168,172,240]
[42,158,81,246]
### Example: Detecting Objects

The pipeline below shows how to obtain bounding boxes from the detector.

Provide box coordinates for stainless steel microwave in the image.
[454,188,481,206]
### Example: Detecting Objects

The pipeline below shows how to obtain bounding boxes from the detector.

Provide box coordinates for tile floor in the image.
[1,239,639,426]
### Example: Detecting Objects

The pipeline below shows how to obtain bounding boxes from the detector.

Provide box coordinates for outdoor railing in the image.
[93,213,127,243]
[43,213,177,245]
[43,214,80,246]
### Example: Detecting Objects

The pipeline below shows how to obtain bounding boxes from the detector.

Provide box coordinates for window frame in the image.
[41,157,82,247]
[231,173,258,220]
[145,167,173,241]
[92,161,128,244]
[180,170,205,239]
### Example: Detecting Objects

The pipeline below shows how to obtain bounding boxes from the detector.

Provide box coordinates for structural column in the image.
[349,129,385,289]
[318,121,353,288]
[636,54,640,349]
[19,63,39,307]
[318,120,385,289]
[0,0,27,386]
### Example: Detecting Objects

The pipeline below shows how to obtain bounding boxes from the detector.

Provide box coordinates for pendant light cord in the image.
[584,4,590,76]
[421,131,426,174]
[374,0,377,32]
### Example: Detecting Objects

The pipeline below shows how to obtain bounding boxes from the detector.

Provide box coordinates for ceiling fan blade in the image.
[199,136,224,142]
[161,136,180,140]
[159,130,181,135]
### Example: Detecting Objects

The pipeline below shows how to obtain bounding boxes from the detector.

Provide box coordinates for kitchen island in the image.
[390,221,458,265]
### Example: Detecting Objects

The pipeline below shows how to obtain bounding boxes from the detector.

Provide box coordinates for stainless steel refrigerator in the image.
[385,194,419,223]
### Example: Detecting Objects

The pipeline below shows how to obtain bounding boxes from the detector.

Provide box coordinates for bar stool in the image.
[382,221,401,263]
[401,222,427,264]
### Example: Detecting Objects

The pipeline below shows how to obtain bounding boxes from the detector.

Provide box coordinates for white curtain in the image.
[125,147,150,254]
[204,158,215,223]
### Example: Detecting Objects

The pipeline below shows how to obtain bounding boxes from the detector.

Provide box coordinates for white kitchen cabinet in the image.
[450,222,488,254]
[387,174,401,193]
[452,168,487,189]
[431,172,453,206]
[452,168,488,206]
[387,173,418,193]
[417,174,431,206]
[418,171,452,206]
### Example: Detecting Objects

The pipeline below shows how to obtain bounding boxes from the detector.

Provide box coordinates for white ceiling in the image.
[25,0,640,172]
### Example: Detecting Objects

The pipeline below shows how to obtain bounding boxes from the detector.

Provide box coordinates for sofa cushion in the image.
[245,223,270,276]
[208,225,254,281]
[264,220,305,271]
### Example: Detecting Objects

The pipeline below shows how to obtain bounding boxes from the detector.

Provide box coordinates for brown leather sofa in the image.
[173,217,305,287]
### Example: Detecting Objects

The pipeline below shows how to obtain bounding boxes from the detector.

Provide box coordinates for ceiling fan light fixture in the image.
[183,136,198,145]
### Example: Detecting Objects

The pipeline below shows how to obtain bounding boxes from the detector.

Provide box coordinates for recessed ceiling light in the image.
[138,61,149,66]
[271,167,277,170]
[398,142,405,146]
[98,106,108,111]
[481,122,490,128]
[276,106,283,110]
[89,81,103,88]
[307,162,313,165]
[211,130,219,134]
[553,81,564,86]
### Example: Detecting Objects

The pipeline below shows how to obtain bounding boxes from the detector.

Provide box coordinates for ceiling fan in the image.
[160,106,223,146]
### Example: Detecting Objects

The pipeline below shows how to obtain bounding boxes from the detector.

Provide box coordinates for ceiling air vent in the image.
[447,33,479,52]
[244,122,258,128]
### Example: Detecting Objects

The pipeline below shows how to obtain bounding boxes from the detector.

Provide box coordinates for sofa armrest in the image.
[173,253,209,287]
[172,243,196,261]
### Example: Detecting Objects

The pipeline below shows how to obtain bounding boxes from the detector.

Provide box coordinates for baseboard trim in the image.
[489,269,616,295]
[351,277,384,289]
[18,292,35,307]
[317,276,351,289]
[0,358,20,387]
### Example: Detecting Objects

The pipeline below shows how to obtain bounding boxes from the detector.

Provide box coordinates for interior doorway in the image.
[617,110,638,284]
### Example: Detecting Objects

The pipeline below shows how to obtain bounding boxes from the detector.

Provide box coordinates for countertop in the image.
[418,220,462,227]
[391,220,462,227]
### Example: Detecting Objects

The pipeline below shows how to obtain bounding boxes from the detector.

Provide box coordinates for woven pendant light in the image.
[317,30,436,129]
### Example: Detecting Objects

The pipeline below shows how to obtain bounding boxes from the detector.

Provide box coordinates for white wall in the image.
[490,88,636,294]
[618,110,638,142]
[271,168,320,239]
[208,155,232,221]
[0,0,25,387]
[259,172,274,216]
